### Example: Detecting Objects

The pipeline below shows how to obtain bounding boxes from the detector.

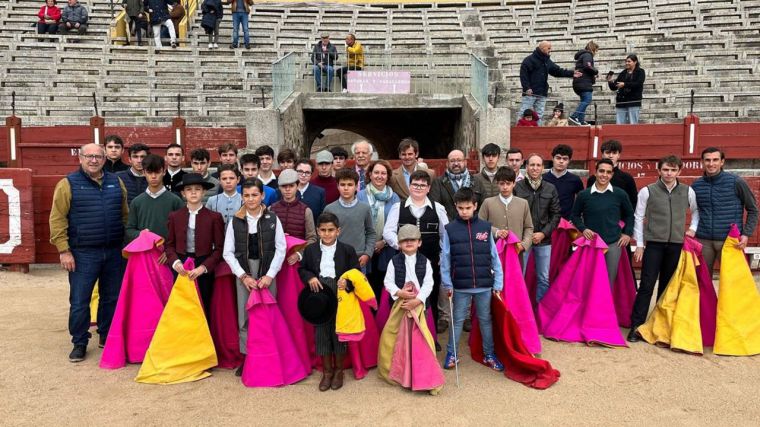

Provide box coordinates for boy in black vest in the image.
[222,178,287,375]
[383,224,434,314]
[441,188,504,372]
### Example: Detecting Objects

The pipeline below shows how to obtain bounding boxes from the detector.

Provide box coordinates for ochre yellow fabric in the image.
[714,235,760,356]
[135,273,217,384]
[90,282,99,324]
[336,269,376,337]
[637,250,703,354]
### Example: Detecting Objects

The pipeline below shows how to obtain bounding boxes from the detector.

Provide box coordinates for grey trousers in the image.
[604,244,622,287]
[236,259,277,354]
[698,238,724,277]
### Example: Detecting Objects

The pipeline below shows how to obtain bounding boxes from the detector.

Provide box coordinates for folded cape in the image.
[375,287,438,343]
[209,262,244,369]
[336,269,377,341]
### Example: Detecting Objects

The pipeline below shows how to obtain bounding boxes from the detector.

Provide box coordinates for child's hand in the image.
[401,298,421,312]
[173,262,187,276]
[496,229,509,239]
[187,266,205,281]
[242,275,258,291]
[286,253,299,265]
[337,278,347,290]
[396,288,414,300]
[308,278,322,292]
[258,275,273,289]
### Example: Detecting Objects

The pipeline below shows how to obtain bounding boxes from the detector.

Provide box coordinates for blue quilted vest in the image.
[692,171,744,240]
[445,216,494,290]
[66,169,125,248]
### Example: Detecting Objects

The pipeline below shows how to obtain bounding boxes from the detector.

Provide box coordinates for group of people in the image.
[36,0,88,37]
[51,135,758,392]
[518,40,646,126]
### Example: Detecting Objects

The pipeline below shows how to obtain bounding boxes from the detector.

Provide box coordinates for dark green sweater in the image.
[126,190,184,242]
[570,185,634,244]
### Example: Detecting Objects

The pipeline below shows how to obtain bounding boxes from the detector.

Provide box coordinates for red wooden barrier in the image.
[0,169,35,270]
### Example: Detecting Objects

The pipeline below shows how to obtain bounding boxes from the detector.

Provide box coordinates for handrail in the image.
[272,52,297,108]
[179,0,197,47]
[470,54,489,108]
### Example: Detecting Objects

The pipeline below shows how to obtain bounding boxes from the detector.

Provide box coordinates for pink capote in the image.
[344,301,380,380]
[691,238,718,346]
[612,220,637,328]
[525,218,579,307]
[100,230,174,369]
[209,262,243,369]
[387,306,445,392]
[498,232,541,355]
[275,236,317,369]
[539,235,627,347]
[241,288,310,387]
[375,288,438,343]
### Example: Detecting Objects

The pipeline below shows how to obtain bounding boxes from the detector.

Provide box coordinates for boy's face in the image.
[191,158,209,176]
[145,169,165,189]
[337,178,356,200]
[317,162,332,177]
[552,154,570,172]
[219,150,237,165]
[317,222,340,246]
[483,153,499,170]
[332,156,346,170]
[498,180,515,197]
[279,183,297,201]
[280,159,295,170]
[658,163,681,185]
[105,141,123,161]
[409,179,430,200]
[219,170,239,193]
[259,155,273,173]
[241,162,258,179]
[455,201,477,221]
[399,239,421,255]
[182,184,205,205]
[242,186,263,211]
[507,153,523,173]
[602,150,620,166]
[130,150,148,172]
[296,164,312,185]
[595,163,614,186]
[165,147,183,168]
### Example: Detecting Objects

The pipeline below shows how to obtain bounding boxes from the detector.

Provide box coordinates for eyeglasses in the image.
[296,170,312,176]
[410,183,428,189]
[80,154,105,161]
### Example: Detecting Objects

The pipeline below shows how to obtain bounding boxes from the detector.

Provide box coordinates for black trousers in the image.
[338,66,362,89]
[176,253,214,321]
[630,241,683,327]
[367,255,386,307]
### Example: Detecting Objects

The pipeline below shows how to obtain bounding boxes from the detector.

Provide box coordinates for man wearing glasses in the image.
[295,158,326,222]
[430,149,485,220]
[49,143,129,363]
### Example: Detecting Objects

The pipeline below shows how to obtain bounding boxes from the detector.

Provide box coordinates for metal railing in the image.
[470,54,489,108]
[272,52,297,108]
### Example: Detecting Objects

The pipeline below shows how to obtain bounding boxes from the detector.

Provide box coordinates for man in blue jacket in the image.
[519,41,580,125]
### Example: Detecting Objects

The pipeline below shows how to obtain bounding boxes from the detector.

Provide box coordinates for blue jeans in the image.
[572,91,593,123]
[313,64,334,91]
[447,290,494,356]
[522,244,552,302]
[616,106,640,124]
[231,12,249,46]
[68,247,123,346]
[518,95,547,125]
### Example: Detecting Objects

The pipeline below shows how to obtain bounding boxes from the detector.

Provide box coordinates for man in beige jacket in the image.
[478,166,533,250]
[388,138,435,201]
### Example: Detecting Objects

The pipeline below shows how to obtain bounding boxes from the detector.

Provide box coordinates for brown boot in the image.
[318,356,333,392]
[331,354,345,390]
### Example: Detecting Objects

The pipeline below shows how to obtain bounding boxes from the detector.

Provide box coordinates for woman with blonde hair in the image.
[569,41,599,125]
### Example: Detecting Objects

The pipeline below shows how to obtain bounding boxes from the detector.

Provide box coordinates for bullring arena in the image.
[1,0,760,425]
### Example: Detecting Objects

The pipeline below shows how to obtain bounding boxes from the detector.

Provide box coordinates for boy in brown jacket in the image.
[478,166,533,250]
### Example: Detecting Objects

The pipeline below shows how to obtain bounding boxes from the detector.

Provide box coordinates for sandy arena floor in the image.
[1,265,759,426]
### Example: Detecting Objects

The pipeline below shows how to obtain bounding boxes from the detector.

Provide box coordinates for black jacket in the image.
[429,173,485,220]
[514,179,561,246]
[520,48,574,97]
[572,49,597,93]
[608,67,646,108]
[298,240,360,285]
[311,41,338,67]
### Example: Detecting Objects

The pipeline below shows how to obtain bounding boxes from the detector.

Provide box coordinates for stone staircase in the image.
[0,0,759,126]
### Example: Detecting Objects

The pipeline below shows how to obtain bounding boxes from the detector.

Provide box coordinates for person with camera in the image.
[608,54,646,124]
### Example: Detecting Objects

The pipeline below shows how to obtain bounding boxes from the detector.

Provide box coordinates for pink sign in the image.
[347,71,411,94]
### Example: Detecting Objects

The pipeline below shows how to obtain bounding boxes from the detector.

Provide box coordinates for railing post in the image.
[90,116,105,145]
[172,117,186,147]
[5,115,22,167]
[683,114,700,158]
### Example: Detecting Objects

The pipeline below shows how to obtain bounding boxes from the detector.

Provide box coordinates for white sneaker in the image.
[213,43,219,49]
[208,43,213,49]
[342,89,348,93]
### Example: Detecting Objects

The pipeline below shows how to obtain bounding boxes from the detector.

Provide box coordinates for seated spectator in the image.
[311,33,338,92]
[59,0,88,36]
[122,0,147,46]
[338,33,363,93]
[37,0,61,36]
[546,104,569,127]
[144,0,177,49]
[516,109,539,127]
[200,0,222,49]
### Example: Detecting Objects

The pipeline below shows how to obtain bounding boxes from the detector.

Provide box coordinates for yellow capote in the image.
[336,269,376,338]
[135,272,218,384]
[90,282,99,324]
[637,250,703,354]
[714,234,760,356]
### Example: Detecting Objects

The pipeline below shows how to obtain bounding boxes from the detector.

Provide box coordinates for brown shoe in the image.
[331,354,345,390]
[318,356,333,391]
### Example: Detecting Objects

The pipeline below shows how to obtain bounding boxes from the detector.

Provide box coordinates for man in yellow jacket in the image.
[339,33,364,93]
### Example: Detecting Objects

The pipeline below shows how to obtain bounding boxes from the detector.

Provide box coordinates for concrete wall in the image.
[247,92,306,155]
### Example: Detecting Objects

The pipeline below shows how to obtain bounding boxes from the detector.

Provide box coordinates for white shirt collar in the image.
[299,182,310,193]
[591,183,613,194]
[130,167,143,177]
[404,197,433,209]
[320,240,337,251]
[499,194,513,206]
[188,206,202,215]
[168,167,182,177]
[146,186,166,199]
[222,191,239,200]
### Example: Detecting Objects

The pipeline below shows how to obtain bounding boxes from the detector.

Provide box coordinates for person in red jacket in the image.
[37,0,62,35]
[516,109,539,127]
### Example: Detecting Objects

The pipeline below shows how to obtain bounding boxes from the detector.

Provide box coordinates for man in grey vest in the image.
[628,155,699,342]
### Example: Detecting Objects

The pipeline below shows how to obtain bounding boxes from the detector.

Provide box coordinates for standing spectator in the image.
[189,148,220,203]
[122,0,147,46]
[389,138,435,201]
[212,143,238,179]
[543,144,584,219]
[430,149,485,220]
[254,145,277,189]
[608,54,646,124]
[49,144,128,362]
[519,40,580,125]
[201,0,222,49]
[514,154,561,302]
[546,104,568,127]
[163,143,186,194]
[296,159,326,222]
[59,0,88,36]
[352,140,372,191]
[103,135,129,173]
[569,41,599,126]
[472,143,502,199]
[167,1,184,39]
[338,33,363,93]
[37,0,61,36]
[144,0,177,49]
[312,33,338,92]
[225,0,252,49]
[277,148,296,171]
[330,146,348,172]
[516,109,539,127]
[692,147,759,276]
[311,150,339,204]
[116,143,150,205]
[506,147,525,182]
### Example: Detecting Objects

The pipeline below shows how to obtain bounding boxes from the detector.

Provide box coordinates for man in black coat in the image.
[519,41,580,125]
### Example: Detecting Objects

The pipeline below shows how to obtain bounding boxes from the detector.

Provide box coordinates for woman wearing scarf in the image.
[358,160,400,304]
